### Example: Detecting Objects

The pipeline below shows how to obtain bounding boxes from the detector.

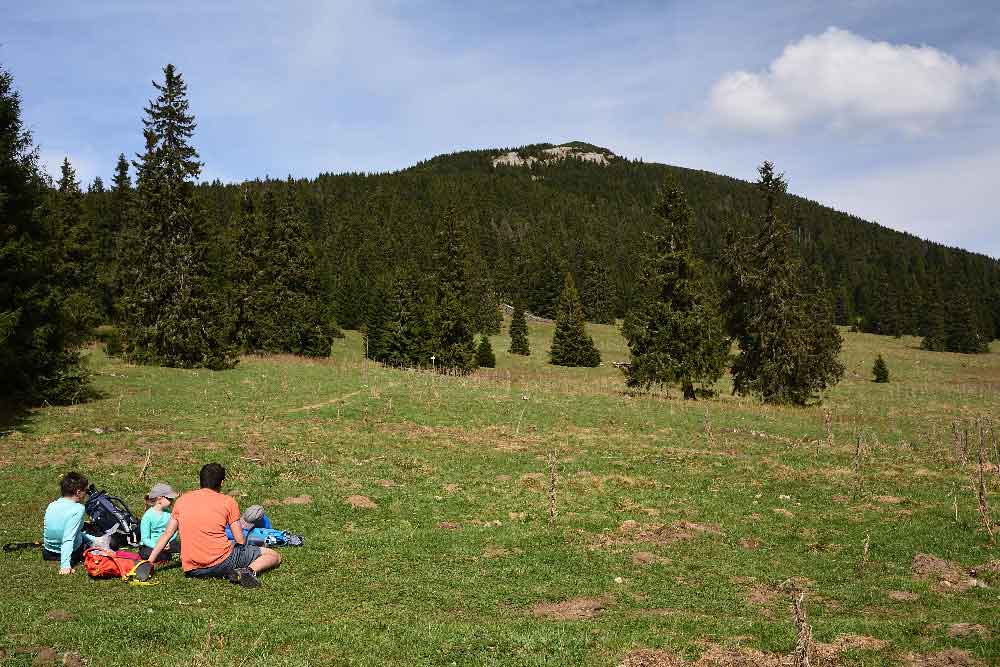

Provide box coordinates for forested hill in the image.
[196,141,998,338]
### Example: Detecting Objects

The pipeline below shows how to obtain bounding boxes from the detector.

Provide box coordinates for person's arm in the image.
[59,506,84,574]
[230,520,246,545]
[146,517,177,563]
[227,497,245,545]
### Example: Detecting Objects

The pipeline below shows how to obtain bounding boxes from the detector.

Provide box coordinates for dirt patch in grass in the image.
[61,652,86,667]
[695,644,784,667]
[621,635,888,667]
[746,585,779,607]
[903,649,985,666]
[45,609,72,621]
[912,553,985,593]
[975,558,1000,574]
[619,649,686,667]
[632,551,671,566]
[815,635,888,660]
[594,520,722,550]
[947,623,991,639]
[17,646,59,666]
[531,596,608,620]
[344,494,376,509]
[277,494,312,505]
[482,546,517,557]
[888,591,919,601]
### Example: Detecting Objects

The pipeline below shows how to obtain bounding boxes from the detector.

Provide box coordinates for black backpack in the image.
[85,486,140,549]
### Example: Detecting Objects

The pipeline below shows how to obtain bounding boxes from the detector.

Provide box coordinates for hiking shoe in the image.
[133,561,153,582]
[229,567,261,589]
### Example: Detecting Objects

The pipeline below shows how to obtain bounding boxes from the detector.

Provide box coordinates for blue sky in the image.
[5,1,999,257]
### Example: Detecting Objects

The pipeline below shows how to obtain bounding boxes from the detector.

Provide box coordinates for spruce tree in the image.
[0,65,89,403]
[944,291,989,354]
[508,300,530,355]
[872,354,889,383]
[550,272,601,367]
[622,178,728,399]
[118,64,237,369]
[381,273,432,367]
[104,153,133,317]
[583,260,616,324]
[476,336,496,368]
[429,207,476,372]
[234,182,337,356]
[50,157,100,339]
[723,162,844,405]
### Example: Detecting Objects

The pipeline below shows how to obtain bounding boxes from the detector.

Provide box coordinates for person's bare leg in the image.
[248,547,281,575]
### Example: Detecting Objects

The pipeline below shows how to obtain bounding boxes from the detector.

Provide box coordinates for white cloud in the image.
[707,27,1000,134]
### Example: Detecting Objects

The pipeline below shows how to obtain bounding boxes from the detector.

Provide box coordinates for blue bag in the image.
[245,528,303,547]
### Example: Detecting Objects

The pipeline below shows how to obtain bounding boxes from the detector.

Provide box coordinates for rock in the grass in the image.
[344,495,377,509]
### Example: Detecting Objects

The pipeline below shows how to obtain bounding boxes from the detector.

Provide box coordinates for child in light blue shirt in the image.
[139,482,180,561]
[42,472,94,574]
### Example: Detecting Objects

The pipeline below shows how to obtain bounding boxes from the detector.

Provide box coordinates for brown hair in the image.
[60,472,89,497]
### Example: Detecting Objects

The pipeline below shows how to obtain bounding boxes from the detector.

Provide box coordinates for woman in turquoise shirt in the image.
[42,472,94,574]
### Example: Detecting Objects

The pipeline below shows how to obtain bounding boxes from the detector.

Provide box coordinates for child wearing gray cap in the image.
[139,482,180,562]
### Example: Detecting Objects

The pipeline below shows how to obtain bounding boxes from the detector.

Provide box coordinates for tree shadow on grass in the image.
[0,399,34,437]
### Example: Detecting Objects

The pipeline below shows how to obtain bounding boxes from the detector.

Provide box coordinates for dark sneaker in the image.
[229,567,261,589]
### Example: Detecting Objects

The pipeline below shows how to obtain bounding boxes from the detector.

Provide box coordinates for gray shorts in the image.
[186,544,261,578]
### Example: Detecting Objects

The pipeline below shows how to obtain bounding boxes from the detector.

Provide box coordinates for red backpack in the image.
[83,548,154,583]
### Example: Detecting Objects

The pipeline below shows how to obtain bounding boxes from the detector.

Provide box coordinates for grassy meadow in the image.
[0,321,998,666]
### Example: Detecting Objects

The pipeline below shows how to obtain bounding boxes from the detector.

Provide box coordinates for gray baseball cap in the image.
[239,504,266,531]
[147,482,178,499]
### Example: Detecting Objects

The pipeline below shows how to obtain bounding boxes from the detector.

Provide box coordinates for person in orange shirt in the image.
[146,463,281,588]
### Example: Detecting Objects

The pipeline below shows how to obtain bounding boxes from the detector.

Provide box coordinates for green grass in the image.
[1,323,998,666]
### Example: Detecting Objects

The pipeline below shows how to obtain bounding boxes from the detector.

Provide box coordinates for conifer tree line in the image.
[624,165,842,404]
[3,59,998,404]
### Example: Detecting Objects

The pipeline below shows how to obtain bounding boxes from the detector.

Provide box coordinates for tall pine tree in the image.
[723,162,843,405]
[508,300,530,355]
[429,207,476,372]
[119,64,237,369]
[550,272,601,367]
[622,178,728,398]
[0,65,89,403]
[50,157,100,339]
